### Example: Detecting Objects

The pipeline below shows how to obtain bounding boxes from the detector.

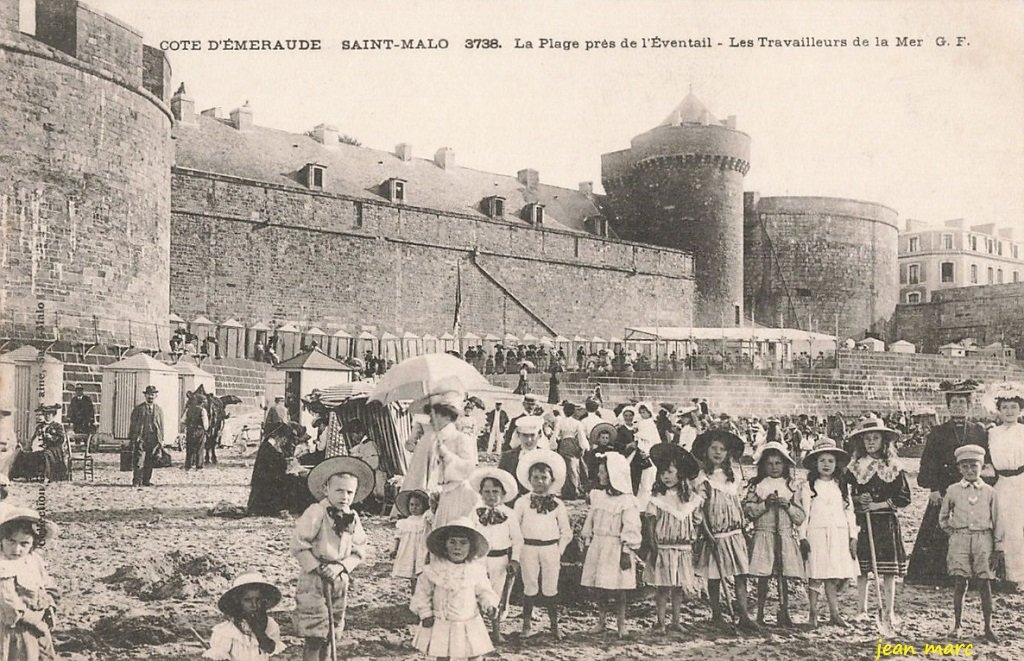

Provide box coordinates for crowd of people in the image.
[3,365,1023,660]
[193,375,1023,660]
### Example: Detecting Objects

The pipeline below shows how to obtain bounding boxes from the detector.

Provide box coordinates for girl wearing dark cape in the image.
[246,423,316,516]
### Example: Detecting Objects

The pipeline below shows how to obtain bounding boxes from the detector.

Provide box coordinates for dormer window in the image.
[303,163,326,190]
[486,196,505,219]
[387,178,407,203]
[524,203,544,227]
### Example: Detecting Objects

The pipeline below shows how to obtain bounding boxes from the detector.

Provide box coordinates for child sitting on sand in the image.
[0,507,59,661]
[292,456,374,661]
[205,572,285,660]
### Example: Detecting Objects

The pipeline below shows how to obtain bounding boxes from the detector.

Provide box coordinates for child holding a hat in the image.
[391,490,432,592]
[692,429,759,631]
[205,572,285,660]
[513,448,572,640]
[844,417,911,627]
[468,467,522,626]
[291,456,374,661]
[410,517,499,660]
[742,441,806,627]
[799,437,859,628]
[580,452,642,638]
[0,507,59,661]
[939,444,1001,642]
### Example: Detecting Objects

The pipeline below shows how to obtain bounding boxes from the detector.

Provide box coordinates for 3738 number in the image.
[465,39,501,49]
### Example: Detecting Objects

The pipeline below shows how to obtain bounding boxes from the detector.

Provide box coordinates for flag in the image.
[453,261,462,336]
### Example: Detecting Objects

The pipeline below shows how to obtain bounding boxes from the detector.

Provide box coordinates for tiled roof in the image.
[172,116,601,234]
[275,348,357,372]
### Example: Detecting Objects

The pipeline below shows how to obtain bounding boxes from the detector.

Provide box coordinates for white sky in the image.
[79,0,1024,228]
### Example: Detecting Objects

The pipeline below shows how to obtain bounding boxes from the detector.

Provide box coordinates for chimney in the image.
[578,181,593,197]
[395,143,413,161]
[200,107,223,119]
[170,83,195,125]
[517,169,539,187]
[230,101,253,132]
[434,147,455,170]
[725,115,737,129]
[312,124,338,146]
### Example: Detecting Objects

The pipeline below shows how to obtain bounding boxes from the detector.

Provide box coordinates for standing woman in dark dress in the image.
[845,416,911,626]
[907,380,988,584]
[547,357,563,405]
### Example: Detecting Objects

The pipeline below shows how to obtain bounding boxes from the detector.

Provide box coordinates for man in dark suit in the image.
[67,385,96,435]
[129,385,164,487]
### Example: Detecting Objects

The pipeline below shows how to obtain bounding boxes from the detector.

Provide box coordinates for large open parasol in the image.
[369,353,491,405]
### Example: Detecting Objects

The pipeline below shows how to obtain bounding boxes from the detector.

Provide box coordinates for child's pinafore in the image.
[743,477,806,579]
[392,513,431,579]
[695,469,750,579]
[0,554,58,661]
[644,490,703,594]
[580,490,642,590]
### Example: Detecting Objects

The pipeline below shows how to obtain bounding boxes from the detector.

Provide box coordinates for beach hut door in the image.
[13,364,32,446]
[112,371,137,439]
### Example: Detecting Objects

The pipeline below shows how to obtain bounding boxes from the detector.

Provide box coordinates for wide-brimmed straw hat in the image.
[588,422,617,446]
[307,456,375,503]
[649,443,701,480]
[468,466,518,502]
[601,451,634,494]
[0,507,59,543]
[802,437,849,470]
[516,448,565,495]
[752,441,795,466]
[939,379,981,396]
[35,404,60,414]
[217,572,282,616]
[846,416,900,444]
[983,381,1024,413]
[691,429,745,462]
[426,517,490,561]
[395,489,430,517]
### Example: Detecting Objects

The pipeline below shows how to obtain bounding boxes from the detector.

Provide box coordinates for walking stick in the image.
[700,519,735,622]
[864,509,895,637]
[772,500,788,625]
[322,576,338,661]
[492,570,515,641]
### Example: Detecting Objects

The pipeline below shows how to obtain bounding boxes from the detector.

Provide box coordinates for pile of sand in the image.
[101,549,234,601]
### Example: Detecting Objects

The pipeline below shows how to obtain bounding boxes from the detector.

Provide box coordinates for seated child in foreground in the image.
[205,572,285,660]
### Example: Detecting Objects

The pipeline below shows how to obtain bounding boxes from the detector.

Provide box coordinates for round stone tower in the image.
[0,0,173,348]
[602,93,750,326]
[743,195,899,340]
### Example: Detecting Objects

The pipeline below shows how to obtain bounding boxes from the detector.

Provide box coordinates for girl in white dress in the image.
[986,384,1024,582]
[799,438,859,628]
[391,490,432,590]
[411,518,498,661]
[580,452,642,638]
[643,444,703,634]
